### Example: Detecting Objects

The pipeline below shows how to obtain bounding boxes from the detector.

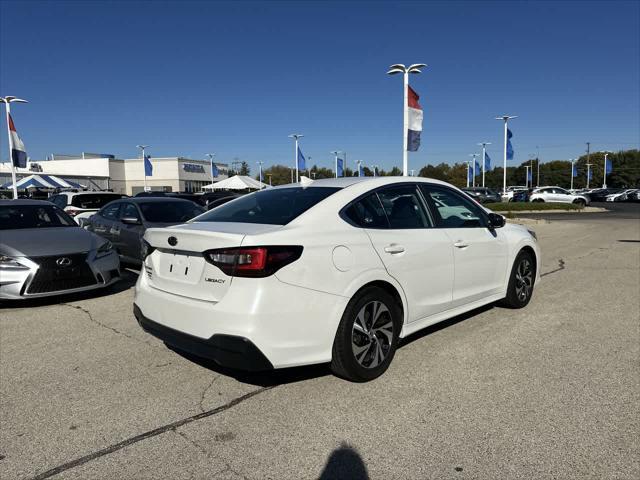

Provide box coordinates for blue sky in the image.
[1,0,638,172]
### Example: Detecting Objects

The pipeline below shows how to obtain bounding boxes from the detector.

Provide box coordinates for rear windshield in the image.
[71,194,124,209]
[0,205,77,230]
[195,187,341,225]
[139,201,204,223]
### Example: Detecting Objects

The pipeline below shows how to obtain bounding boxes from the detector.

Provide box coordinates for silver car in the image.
[0,199,121,300]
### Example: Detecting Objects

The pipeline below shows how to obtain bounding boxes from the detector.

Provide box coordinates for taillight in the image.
[204,246,303,278]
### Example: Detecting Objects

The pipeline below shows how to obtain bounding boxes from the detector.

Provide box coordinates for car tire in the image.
[331,286,402,382]
[532,198,544,203]
[500,250,536,309]
[573,198,586,207]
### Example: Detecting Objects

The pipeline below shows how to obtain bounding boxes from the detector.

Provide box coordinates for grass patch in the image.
[484,202,583,212]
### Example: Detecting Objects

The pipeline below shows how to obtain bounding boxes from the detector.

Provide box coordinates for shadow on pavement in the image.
[0,269,139,309]
[318,443,369,480]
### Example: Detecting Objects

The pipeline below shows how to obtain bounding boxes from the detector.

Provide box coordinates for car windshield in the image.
[195,187,341,225]
[139,201,204,223]
[71,194,124,209]
[0,204,77,230]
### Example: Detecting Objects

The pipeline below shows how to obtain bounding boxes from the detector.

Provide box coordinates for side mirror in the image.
[121,216,142,225]
[487,212,506,229]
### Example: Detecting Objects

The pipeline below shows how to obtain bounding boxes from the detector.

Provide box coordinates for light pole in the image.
[136,145,149,192]
[603,152,610,188]
[206,153,216,184]
[1,96,28,199]
[256,161,264,187]
[331,151,343,178]
[469,154,478,187]
[288,134,303,182]
[466,160,472,188]
[372,165,378,177]
[495,115,517,194]
[478,142,491,187]
[525,165,531,189]
[586,163,592,189]
[356,160,362,177]
[536,145,540,187]
[569,159,575,191]
[387,63,427,176]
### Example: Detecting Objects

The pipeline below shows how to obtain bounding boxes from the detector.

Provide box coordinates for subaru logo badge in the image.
[56,257,72,267]
[168,236,178,246]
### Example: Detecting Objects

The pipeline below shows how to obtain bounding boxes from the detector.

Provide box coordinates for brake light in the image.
[205,246,303,278]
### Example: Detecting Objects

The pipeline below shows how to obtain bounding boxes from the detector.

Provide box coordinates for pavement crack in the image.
[29,386,276,480]
[199,376,220,413]
[62,303,134,340]
[173,429,209,456]
[541,258,565,277]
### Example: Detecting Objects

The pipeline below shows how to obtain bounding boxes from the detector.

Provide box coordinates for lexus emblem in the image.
[167,236,178,247]
[56,257,72,267]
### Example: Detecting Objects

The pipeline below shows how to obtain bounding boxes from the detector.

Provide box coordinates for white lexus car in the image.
[134,177,540,382]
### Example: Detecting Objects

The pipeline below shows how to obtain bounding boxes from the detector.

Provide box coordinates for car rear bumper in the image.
[134,304,273,371]
[134,265,350,369]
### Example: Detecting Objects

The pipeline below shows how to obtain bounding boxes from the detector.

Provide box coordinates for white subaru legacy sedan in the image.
[134,177,540,382]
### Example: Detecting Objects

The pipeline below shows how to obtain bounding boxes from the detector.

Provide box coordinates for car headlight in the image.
[0,255,30,270]
[141,239,155,261]
[527,229,538,241]
[96,241,114,258]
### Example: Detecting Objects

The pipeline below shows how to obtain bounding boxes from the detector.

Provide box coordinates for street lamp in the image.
[495,115,517,194]
[330,151,343,178]
[136,144,149,192]
[1,96,28,199]
[603,152,611,189]
[288,134,303,182]
[387,63,427,176]
[256,161,264,187]
[478,142,491,187]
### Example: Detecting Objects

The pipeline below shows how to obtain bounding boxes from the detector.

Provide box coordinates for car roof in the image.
[0,199,54,206]
[271,176,454,190]
[61,191,122,196]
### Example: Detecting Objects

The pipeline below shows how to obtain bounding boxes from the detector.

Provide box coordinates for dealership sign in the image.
[183,163,205,173]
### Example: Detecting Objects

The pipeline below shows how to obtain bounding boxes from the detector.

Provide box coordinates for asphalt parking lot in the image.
[1,203,639,480]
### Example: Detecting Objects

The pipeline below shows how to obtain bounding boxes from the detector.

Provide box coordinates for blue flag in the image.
[212,163,219,178]
[475,160,481,176]
[588,169,593,181]
[144,155,153,176]
[572,164,578,177]
[605,158,613,174]
[337,158,344,177]
[297,147,306,171]
[527,169,532,183]
[506,129,514,160]
[467,165,473,184]
[485,152,492,171]
[359,164,364,177]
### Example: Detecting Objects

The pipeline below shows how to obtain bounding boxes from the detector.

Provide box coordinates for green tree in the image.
[239,161,251,176]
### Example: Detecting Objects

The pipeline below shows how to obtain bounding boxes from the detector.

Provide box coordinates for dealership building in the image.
[0,153,229,195]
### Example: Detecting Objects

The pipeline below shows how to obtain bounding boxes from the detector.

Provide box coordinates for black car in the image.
[588,188,622,202]
[461,187,502,204]
[86,198,204,264]
[205,193,243,210]
[510,189,530,202]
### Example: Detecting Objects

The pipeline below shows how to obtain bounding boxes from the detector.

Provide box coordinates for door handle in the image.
[454,241,469,249]
[384,244,405,254]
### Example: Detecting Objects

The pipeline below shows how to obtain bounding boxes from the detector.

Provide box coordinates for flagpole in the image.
[4,102,17,199]
[289,134,303,183]
[586,163,592,189]
[466,161,471,188]
[495,115,517,194]
[570,159,575,191]
[478,142,491,188]
[331,151,342,178]
[137,145,149,192]
[525,166,530,188]
[206,153,216,184]
[603,153,609,188]
[469,154,478,188]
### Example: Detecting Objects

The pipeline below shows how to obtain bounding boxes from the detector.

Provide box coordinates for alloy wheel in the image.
[514,258,533,302]
[351,301,394,369]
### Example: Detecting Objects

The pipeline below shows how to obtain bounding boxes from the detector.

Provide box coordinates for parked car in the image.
[134,191,207,206]
[199,191,246,208]
[511,190,530,202]
[86,198,205,264]
[0,200,120,300]
[529,186,590,206]
[501,186,528,202]
[626,190,640,202]
[48,191,128,226]
[588,188,622,202]
[134,177,540,382]
[605,189,638,202]
[205,193,243,210]
[461,187,501,204]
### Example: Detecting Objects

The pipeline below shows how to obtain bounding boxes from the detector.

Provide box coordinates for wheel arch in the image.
[344,275,408,326]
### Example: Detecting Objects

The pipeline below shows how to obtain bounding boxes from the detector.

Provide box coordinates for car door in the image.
[351,184,454,322]
[91,202,122,245]
[118,202,145,262]
[553,187,572,203]
[420,184,508,307]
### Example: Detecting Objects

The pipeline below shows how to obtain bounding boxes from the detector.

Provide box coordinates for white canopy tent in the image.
[202,175,269,191]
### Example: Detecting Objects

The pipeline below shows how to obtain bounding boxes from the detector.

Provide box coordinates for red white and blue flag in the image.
[407,86,423,152]
[8,114,27,168]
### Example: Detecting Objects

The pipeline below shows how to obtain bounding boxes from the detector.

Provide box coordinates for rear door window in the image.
[343,194,388,228]
[377,185,430,229]
[99,202,121,220]
[196,187,340,225]
[71,194,123,209]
